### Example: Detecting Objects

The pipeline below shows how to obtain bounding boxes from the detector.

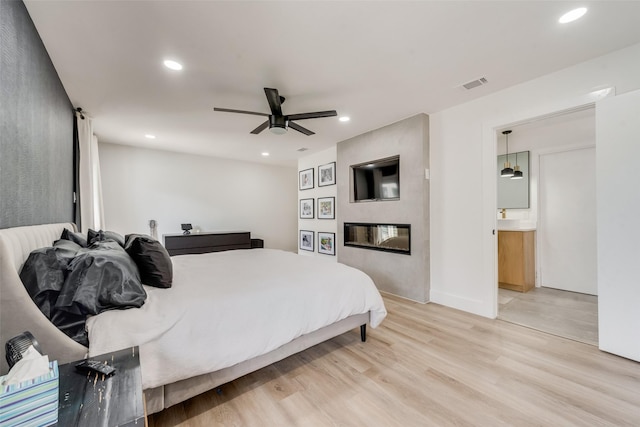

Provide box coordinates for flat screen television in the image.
[351,156,400,202]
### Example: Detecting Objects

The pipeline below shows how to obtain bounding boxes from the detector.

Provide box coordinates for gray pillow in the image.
[19,247,65,319]
[87,229,125,247]
[125,234,173,288]
[53,238,82,268]
[56,240,146,316]
[60,228,87,247]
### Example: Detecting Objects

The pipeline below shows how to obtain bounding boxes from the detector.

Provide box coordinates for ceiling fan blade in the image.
[214,107,269,117]
[264,88,283,116]
[286,110,337,121]
[289,122,315,136]
[250,120,270,134]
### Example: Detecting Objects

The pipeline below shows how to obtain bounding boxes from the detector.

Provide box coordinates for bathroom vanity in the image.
[498,229,535,292]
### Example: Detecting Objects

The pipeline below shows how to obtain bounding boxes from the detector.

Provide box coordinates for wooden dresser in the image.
[163,231,251,256]
[498,230,535,292]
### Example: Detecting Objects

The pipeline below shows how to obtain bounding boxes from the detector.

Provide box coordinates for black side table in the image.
[56,346,145,427]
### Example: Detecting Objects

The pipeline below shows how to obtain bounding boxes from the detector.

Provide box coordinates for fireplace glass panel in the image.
[344,223,411,255]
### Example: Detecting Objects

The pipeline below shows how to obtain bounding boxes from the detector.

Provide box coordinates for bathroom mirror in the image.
[497,151,530,209]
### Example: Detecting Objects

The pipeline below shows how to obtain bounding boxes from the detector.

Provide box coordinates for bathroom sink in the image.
[497,219,536,231]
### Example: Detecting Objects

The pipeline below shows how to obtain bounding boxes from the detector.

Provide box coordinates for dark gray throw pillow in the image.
[60,228,87,247]
[125,234,173,289]
[19,247,65,319]
[52,238,82,268]
[87,229,125,247]
[19,244,89,346]
[56,240,147,316]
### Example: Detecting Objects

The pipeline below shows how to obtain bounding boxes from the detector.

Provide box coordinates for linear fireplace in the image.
[344,223,411,255]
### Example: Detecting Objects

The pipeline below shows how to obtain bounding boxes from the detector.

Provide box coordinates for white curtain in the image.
[76,114,105,232]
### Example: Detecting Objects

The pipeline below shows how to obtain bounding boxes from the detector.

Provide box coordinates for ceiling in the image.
[24,1,640,167]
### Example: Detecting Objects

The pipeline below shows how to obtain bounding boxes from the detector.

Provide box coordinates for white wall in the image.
[430,42,640,319]
[99,143,297,252]
[297,146,338,259]
[497,108,595,225]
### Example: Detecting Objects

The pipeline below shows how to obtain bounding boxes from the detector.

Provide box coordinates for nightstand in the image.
[56,346,145,426]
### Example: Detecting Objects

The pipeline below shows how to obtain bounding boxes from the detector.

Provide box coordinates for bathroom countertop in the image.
[497,219,537,231]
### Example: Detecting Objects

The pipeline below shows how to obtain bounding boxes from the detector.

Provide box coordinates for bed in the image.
[0,223,387,415]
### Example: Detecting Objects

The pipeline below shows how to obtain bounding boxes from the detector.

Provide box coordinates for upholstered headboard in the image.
[0,223,87,374]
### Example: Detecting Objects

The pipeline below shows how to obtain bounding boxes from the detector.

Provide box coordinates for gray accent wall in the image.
[1,0,74,229]
[337,114,430,302]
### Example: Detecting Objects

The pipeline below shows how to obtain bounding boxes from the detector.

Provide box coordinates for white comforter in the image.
[86,249,387,389]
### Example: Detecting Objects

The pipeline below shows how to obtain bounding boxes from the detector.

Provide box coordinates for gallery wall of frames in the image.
[297,147,338,258]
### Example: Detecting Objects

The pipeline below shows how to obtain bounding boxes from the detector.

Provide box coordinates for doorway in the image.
[496,108,598,345]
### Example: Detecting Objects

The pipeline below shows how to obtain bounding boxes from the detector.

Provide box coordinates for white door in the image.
[597,89,640,362]
[539,147,597,295]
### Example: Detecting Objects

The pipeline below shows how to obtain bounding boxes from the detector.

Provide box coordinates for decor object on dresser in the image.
[300,199,314,219]
[299,168,314,190]
[300,230,314,252]
[318,162,336,186]
[318,232,336,255]
[0,223,387,417]
[149,220,158,240]
[181,223,193,235]
[317,197,335,219]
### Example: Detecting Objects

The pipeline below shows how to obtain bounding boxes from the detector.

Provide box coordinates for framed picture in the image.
[300,198,314,219]
[300,230,314,252]
[318,232,336,256]
[317,197,335,219]
[299,168,314,190]
[318,162,336,187]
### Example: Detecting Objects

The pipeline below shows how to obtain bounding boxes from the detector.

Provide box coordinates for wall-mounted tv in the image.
[351,156,400,202]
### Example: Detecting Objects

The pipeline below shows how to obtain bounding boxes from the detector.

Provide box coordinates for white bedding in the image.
[86,249,387,389]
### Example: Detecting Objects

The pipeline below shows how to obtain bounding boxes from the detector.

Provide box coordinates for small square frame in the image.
[318,232,336,256]
[299,168,314,190]
[317,197,335,219]
[299,198,314,219]
[318,162,336,187]
[300,230,314,252]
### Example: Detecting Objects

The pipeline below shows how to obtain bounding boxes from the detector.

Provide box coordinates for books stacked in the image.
[0,361,58,427]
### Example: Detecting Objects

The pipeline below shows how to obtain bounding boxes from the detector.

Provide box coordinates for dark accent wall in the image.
[0,0,74,229]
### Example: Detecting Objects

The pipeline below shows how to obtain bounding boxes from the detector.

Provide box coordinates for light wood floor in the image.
[149,293,640,427]
[498,287,598,346]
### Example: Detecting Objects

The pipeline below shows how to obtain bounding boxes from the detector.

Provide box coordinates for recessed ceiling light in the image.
[261,152,270,157]
[559,7,587,24]
[145,134,156,139]
[339,116,350,122]
[163,59,183,71]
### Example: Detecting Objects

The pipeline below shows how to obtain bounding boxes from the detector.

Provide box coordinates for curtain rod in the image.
[74,107,85,120]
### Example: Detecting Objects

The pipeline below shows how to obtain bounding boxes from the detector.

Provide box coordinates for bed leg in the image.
[360,324,367,342]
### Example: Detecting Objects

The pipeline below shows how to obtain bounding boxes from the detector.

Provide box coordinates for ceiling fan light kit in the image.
[269,115,288,134]
[214,87,337,136]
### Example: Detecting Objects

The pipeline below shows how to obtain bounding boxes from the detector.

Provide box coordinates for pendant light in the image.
[511,151,523,179]
[500,130,514,177]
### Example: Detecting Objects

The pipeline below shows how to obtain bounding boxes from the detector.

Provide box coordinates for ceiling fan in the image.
[214,87,337,136]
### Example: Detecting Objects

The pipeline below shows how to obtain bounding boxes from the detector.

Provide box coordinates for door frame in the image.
[481,96,611,319]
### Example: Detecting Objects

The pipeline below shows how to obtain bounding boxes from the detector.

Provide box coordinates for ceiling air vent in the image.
[461,77,488,90]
